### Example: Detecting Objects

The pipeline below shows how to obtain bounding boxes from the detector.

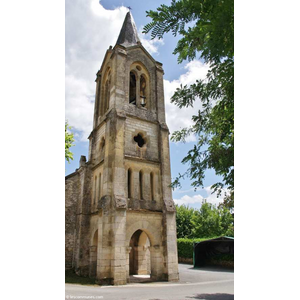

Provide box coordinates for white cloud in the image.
[65,1,166,141]
[65,74,94,141]
[65,0,208,142]
[65,0,128,140]
[164,60,209,141]
[138,27,164,55]
[174,194,204,206]
[173,187,197,194]
[204,185,229,206]
[174,185,228,207]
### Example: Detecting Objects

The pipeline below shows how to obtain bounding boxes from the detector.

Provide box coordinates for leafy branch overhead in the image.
[65,122,75,163]
[144,0,234,206]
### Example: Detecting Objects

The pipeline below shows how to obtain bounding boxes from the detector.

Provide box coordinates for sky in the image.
[65,0,225,208]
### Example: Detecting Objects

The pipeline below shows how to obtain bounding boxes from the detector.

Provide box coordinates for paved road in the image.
[65,264,234,300]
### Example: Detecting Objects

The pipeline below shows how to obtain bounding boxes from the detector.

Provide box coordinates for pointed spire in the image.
[116,12,140,48]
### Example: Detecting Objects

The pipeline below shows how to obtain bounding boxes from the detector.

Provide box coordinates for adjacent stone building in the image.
[65,12,179,285]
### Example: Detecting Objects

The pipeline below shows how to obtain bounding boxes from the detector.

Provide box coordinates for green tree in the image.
[219,206,234,237]
[176,204,195,238]
[176,202,234,238]
[65,121,75,163]
[144,0,234,205]
[191,201,233,238]
[218,191,234,212]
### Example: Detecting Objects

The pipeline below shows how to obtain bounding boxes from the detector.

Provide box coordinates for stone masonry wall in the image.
[65,172,80,269]
[124,116,159,161]
[124,159,162,211]
[92,123,106,164]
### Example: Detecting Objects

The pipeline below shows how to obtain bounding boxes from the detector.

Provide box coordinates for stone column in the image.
[165,212,179,281]
[156,64,166,124]
[89,245,97,278]
[111,209,127,285]
[132,170,140,199]
[113,47,127,109]
[75,165,93,277]
[159,125,174,211]
[136,75,141,107]
[126,246,131,282]
[136,246,148,275]
[101,116,113,201]
[143,172,151,201]
[93,71,101,128]
[159,120,179,281]
[150,245,164,280]
[96,216,103,282]
[110,109,128,285]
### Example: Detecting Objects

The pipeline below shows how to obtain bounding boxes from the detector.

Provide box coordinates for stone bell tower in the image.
[65,12,179,285]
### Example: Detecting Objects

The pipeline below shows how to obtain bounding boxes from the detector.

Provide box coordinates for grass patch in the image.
[65,269,96,285]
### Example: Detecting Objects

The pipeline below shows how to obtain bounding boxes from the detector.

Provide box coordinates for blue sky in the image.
[100,0,183,81]
[65,0,225,208]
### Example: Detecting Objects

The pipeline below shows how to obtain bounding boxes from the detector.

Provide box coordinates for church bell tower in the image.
[65,12,179,285]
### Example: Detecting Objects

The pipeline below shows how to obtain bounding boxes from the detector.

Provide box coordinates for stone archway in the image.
[128,229,151,282]
[126,219,164,283]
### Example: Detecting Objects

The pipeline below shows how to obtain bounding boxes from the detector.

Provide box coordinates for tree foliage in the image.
[176,202,233,239]
[65,121,75,163]
[176,205,195,238]
[144,0,234,205]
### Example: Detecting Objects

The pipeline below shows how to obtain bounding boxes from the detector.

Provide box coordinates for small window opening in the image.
[93,176,97,208]
[104,71,111,112]
[100,137,105,152]
[139,171,143,200]
[134,134,145,148]
[98,174,102,201]
[128,169,132,198]
[129,72,136,105]
[150,172,154,201]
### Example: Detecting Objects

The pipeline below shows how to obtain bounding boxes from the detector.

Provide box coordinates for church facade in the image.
[65,12,179,285]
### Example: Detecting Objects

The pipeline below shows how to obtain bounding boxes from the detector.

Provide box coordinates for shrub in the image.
[177,237,218,259]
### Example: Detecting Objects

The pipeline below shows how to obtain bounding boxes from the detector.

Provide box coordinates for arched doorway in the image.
[129,229,151,282]
[89,230,98,278]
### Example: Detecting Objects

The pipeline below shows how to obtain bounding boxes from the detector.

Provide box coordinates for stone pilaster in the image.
[164,212,179,281]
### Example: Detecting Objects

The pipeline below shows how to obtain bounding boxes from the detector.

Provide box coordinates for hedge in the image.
[177,237,217,259]
[177,237,234,263]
